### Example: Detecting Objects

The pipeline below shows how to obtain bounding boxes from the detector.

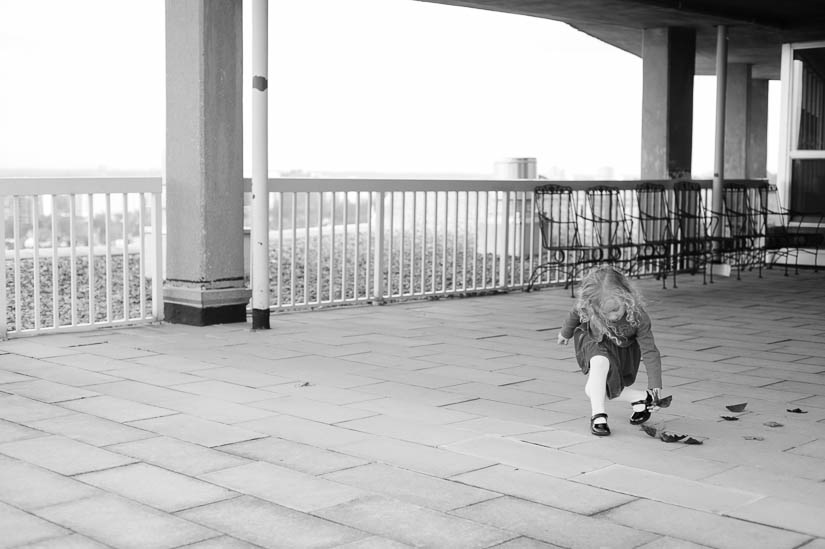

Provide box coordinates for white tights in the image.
[585,355,647,424]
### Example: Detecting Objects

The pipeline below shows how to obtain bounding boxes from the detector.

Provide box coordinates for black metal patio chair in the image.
[528,184,601,296]
[632,182,676,288]
[672,181,714,284]
[581,185,639,276]
[708,182,765,280]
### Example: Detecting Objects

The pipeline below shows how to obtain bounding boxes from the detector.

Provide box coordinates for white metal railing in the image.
[1,177,163,338]
[244,179,544,311]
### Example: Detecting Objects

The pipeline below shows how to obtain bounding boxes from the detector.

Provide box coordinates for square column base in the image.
[163,287,252,326]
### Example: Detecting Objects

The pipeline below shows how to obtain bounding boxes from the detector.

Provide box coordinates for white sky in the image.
[0,0,778,178]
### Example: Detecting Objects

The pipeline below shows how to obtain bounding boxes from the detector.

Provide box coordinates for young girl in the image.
[557,265,664,436]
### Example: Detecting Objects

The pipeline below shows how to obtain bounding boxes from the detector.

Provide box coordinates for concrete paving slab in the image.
[0,418,46,444]
[0,454,101,510]
[441,381,564,406]
[349,396,480,424]
[200,461,366,512]
[322,462,498,511]
[726,496,825,538]
[336,436,495,477]
[250,395,377,424]
[177,495,366,548]
[333,536,413,548]
[337,413,478,446]
[0,394,76,423]
[25,413,155,447]
[575,464,763,514]
[350,380,473,406]
[76,462,237,512]
[264,382,384,405]
[0,435,136,475]
[216,437,367,475]
[56,395,177,423]
[315,494,514,548]
[127,414,266,448]
[177,536,263,549]
[452,496,657,548]
[107,436,251,476]
[0,501,69,549]
[236,415,374,448]
[35,494,216,549]
[451,464,636,515]
[445,398,579,425]
[445,435,613,478]
[17,533,112,548]
[602,498,812,549]
[174,380,284,403]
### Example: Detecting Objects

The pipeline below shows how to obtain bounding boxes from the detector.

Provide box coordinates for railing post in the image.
[500,191,510,288]
[0,197,6,339]
[372,191,385,303]
[152,191,164,321]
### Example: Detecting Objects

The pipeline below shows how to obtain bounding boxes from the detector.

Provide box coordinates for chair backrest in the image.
[635,183,673,244]
[673,181,708,241]
[534,184,582,250]
[722,183,757,237]
[583,186,633,247]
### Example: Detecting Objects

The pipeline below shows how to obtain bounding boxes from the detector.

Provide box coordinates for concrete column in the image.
[641,27,696,179]
[747,79,769,179]
[724,64,750,179]
[164,0,250,325]
[723,64,769,179]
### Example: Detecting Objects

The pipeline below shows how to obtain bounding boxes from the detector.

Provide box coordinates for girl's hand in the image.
[557,333,569,346]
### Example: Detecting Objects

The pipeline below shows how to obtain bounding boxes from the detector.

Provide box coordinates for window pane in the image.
[790,159,825,213]
[793,48,825,151]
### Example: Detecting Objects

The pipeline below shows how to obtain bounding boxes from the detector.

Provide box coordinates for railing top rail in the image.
[0,177,162,196]
[242,177,755,193]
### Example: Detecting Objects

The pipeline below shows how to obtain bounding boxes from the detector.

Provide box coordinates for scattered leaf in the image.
[720,416,740,421]
[763,421,783,428]
[641,424,658,438]
[786,408,807,414]
[656,395,673,408]
[683,436,704,445]
[297,381,312,387]
[660,431,687,443]
[744,435,764,441]
[726,402,748,412]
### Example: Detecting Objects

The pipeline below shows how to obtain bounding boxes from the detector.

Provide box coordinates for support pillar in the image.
[724,64,769,179]
[641,27,696,179]
[164,0,250,325]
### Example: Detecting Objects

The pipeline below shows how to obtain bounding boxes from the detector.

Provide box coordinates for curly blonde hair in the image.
[575,264,645,344]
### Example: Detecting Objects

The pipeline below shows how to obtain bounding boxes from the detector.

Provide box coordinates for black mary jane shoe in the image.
[629,391,653,425]
[590,413,611,436]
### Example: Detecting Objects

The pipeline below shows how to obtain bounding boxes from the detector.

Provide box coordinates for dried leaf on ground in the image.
[641,424,658,438]
[656,395,673,408]
[726,402,748,412]
[763,421,784,428]
[786,408,807,414]
[744,435,764,441]
[683,436,704,445]
[660,432,687,443]
[720,416,740,421]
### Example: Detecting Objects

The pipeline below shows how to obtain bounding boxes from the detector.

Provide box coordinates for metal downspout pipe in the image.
[712,25,728,265]
[251,0,270,329]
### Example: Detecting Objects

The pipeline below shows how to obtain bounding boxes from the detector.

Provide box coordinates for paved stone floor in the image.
[1,267,824,549]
